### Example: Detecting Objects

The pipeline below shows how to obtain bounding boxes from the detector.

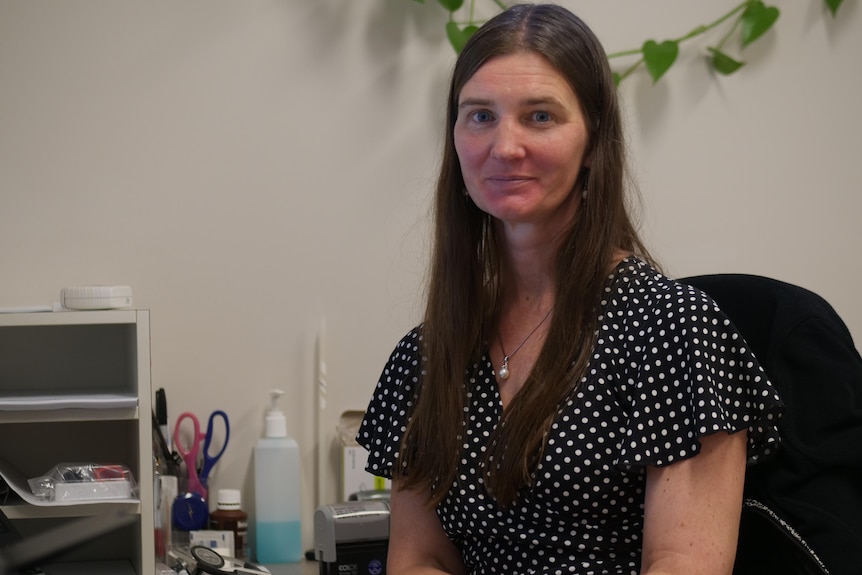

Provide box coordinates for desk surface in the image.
[265,560,318,575]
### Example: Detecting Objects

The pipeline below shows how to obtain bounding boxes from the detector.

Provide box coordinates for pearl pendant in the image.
[498,362,510,380]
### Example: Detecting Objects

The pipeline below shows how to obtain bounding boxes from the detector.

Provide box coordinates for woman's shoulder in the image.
[608,256,711,306]
[358,325,425,477]
[377,325,425,380]
[604,256,720,326]
[390,325,424,357]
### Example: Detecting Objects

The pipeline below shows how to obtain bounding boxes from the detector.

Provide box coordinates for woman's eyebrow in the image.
[521,96,565,107]
[458,97,492,109]
[458,95,565,109]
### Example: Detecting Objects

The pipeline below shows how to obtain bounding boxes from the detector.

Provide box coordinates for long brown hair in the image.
[397,3,654,506]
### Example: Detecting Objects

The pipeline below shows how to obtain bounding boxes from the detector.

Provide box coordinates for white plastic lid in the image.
[265,389,287,438]
[216,488,242,509]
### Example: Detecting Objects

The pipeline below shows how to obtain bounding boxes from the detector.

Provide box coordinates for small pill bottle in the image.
[208,488,248,559]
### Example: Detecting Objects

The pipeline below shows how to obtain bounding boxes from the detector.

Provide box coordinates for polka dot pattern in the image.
[357,257,783,574]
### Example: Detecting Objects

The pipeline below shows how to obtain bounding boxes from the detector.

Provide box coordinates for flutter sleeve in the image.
[614,280,784,470]
[356,327,424,479]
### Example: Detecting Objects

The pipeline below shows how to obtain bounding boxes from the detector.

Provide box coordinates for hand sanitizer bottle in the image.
[253,389,302,563]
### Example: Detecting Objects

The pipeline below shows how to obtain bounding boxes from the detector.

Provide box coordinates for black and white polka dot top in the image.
[357,256,783,574]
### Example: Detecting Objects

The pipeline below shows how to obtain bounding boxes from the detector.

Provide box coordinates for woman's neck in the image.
[496,224,561,311]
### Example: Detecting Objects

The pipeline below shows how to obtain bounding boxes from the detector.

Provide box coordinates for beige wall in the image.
[1,0,860,550]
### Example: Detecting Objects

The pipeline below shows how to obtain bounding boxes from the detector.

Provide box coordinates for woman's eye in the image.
[532,111,552,123]
[471,110,493,123]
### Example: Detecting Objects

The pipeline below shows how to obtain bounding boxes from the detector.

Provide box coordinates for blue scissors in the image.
[173,409,230,500]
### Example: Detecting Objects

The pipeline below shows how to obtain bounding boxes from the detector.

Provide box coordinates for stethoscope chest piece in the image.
[187,546,271,575]
[190,546,226,574]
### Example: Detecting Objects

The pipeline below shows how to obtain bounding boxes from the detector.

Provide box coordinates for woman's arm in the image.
[388,477,468,575]
[640,429,748,575]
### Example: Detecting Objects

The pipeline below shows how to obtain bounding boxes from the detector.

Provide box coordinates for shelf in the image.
[0,320,140,402]
[0,406,139,424]
[0,393,138,411]
[0,310,153,575]
[1,501,142,519]
[0,309,140,327]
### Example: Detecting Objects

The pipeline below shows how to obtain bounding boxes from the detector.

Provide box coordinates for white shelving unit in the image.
[0,309,154,575]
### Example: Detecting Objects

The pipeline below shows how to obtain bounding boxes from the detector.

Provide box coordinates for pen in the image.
[152,410,182,476]
[156,388,170,452]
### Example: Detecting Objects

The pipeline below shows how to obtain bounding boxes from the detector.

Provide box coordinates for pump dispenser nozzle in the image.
[265,389,287,438]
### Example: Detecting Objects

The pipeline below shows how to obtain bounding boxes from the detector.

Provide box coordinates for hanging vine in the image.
[411,0,846,84]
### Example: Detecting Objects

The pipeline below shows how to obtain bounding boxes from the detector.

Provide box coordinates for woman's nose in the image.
[490,119,526,161]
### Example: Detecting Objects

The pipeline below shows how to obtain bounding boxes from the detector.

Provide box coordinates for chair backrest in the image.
[681,274,862,575]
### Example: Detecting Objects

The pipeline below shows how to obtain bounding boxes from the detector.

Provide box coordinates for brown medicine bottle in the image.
[208,488,248,559]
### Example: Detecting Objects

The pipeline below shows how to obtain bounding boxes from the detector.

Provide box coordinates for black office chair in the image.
[681,274,862,575]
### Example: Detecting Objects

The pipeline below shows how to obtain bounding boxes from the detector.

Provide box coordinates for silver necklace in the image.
[497,306,554,380]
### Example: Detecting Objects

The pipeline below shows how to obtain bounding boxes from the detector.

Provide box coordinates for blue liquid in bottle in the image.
[256,521,302,563]
[254,391,302,564]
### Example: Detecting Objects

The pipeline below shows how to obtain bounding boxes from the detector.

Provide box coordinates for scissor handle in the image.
[173,412,201,458]
[174,411,207,499]
[199,410,230,483]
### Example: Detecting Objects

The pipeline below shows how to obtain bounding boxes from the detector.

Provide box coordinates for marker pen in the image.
[156,388,170,452]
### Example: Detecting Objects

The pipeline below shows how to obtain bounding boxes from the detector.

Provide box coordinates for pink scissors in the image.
[173,410,230,500]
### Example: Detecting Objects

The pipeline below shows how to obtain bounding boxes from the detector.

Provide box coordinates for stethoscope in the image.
[171,546,270,575]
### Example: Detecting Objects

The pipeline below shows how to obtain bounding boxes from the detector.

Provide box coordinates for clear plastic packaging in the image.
[28,463,137,502]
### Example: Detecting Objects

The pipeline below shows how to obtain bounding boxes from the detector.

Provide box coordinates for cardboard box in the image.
[338,411,391,501]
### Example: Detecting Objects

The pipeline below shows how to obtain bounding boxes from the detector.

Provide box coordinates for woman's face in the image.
[454,51,590,234]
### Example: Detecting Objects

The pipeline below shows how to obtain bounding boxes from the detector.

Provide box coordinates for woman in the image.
[357,4,783,574]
